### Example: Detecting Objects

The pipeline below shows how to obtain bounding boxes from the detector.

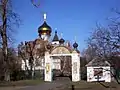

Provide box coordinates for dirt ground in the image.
[0,80,120,90]
[68,81,120,90]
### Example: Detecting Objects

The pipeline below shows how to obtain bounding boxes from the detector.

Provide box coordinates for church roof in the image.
[86,57,111,67]
[52,31,59,41]
[38,21,52,33]
[38,13,52,36]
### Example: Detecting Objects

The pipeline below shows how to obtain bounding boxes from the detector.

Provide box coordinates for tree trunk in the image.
[4,69,10,81]
[29,56,34,79]
[1,0,10,81]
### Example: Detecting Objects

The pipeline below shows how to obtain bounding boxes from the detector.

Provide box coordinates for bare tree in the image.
[18,39,48,79]
[18,41,35,79]
[18,42,30,78]
[84,21,120,83]
[0,47,21,81]
[82,43,98,62]
[0,0,20,81]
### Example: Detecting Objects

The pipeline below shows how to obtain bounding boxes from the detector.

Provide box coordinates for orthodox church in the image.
[21,13,80,82]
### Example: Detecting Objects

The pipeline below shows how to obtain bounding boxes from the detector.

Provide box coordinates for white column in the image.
[44,52,52,82]
[72,53,80,82]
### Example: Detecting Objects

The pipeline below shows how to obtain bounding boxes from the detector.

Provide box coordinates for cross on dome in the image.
[43,13,47,21]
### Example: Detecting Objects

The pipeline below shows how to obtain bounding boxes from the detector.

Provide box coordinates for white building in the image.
[20,13,81,82]
[86,57,111,82]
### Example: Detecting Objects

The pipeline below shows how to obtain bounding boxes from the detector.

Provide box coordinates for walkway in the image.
[19,77,71,90]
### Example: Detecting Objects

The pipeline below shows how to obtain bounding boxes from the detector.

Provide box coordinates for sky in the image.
[12,0,120,51]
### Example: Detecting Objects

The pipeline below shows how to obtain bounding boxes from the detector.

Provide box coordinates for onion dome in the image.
[38,13,52,36]
[52,31,59,41]
[38,21,52,36]
[59,38,65,44]
[73,42,78,49]
[25,41,28,45]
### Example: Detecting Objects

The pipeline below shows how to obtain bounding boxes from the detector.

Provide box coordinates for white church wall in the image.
[41,34,49,41]
[21,59,30,70]
[52,41,59,45]
[21,58,45,70]
[87,66,111,82]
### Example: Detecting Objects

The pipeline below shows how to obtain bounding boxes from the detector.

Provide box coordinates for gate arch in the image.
[44,46,81,82]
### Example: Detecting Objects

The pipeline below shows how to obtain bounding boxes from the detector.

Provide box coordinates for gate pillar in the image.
[44,51,52,82]
[72,53,80,82]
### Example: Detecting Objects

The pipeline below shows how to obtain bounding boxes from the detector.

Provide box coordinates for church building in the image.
[20,13,81,82]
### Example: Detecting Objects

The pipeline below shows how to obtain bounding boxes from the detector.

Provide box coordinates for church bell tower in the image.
[38,13,52,41]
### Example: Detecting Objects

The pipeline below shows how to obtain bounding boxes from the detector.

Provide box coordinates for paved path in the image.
[18,81,70,90]
[0,77,71,90]
[18,77,71,90]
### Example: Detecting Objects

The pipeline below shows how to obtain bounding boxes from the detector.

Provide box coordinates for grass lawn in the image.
[0,79,44,87]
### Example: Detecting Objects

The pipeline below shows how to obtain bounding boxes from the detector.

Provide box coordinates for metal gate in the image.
[51,56,72,80]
